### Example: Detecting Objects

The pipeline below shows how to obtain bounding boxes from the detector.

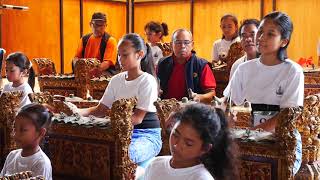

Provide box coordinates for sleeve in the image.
[280,69,304,107]
[212,41,219,62]
[137,76,158,112]
[0,159,7,176]
[3,84,10,92]
[75,38,84,58]
[31,160,52,180]
[99,76,117,108]
[103,37,117,66]
[223,82,231,97]
[229,61,238,80]
[200,64,216,90]
[0,151,12,177]
[229,65,246,105]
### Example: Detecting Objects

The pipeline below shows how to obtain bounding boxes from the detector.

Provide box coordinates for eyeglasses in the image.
[173,40,193,46]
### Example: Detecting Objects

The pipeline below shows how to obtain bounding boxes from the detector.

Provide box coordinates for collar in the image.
[172,53,193,65]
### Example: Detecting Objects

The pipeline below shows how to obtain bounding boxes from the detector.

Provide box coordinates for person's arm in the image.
[80,75,115,117]
[192,89,215,104]
[78,103,110,117]
[100,37,117,71]
[99,61,112,71]
[280,69,304,107]
[75,38,84,58]
[131,109,147,125]
[31,159,52,180]
[195,64,216,103]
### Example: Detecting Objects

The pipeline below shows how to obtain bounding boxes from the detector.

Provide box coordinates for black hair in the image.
[144,21,169,39]
[171,103,238,180]
[119,33,147,55]
[262,11,293,61]
[91,12,107,22]
[220,14,239,40]
[17,103,53,131]
[239,18,260,37]
[6,52,35,91]
[119,33,156,77]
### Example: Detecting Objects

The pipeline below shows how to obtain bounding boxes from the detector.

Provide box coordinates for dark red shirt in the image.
[165,56,216,100]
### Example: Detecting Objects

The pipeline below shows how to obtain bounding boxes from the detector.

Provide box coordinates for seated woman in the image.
[144,103,238,180]
[225,11,303,174]
[78,33,161,168]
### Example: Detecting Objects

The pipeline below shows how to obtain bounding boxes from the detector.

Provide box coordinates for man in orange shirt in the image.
[75,12,117,75]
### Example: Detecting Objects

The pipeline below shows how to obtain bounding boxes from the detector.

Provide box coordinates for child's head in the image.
[14,103,53,149]
[239,19,260,56]
[220,14,239,40]
[144,21,169,44]
[6,52,30,82]
[5,52,35,90]
[257,11,293,61]
[118,33,146,71]
[170,103,237,179]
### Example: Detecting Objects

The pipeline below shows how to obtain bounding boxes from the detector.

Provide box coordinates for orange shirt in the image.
[75,33,117,66]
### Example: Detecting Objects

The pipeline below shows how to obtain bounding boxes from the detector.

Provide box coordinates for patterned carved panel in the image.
[46,98,137,180]
[0,92,22,167]
[32,58,56,75]
[48,137,111,179]
[240,160,272,180]
[212,42,245,97]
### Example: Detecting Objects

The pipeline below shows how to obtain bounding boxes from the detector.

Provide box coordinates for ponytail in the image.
[28,67,35,91]
[200,108,239,180]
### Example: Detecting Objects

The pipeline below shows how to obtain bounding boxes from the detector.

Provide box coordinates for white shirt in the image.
[225,58,304,108]
[144,156,214,180]
[0,149,52,180]
[2,82,33,108]
[229,55,247,79]
[150,45,163,66]
[100,72,158,112]
[212,37,240,62]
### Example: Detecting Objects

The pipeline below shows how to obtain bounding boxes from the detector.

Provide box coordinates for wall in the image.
[277,0,320,65]
[1,0,127,74]
[1,0,61,73]
[134,0,191,43]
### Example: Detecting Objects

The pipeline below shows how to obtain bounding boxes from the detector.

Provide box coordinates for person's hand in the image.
[188,88,200,102]
[158,89,163,97]
[191,92,201,102]
[89,67,102,78]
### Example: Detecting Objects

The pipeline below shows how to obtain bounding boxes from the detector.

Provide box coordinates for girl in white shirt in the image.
[144,21,169,66]
[1,103,53,179]
[2,52,35,107]
[144,104,238,180]
[79,34,162,174]
[226,11,303,174]
[212,14,240,63]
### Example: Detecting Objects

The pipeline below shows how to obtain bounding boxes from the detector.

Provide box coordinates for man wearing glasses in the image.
[75,12,117,74]
[157,29,216,103]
